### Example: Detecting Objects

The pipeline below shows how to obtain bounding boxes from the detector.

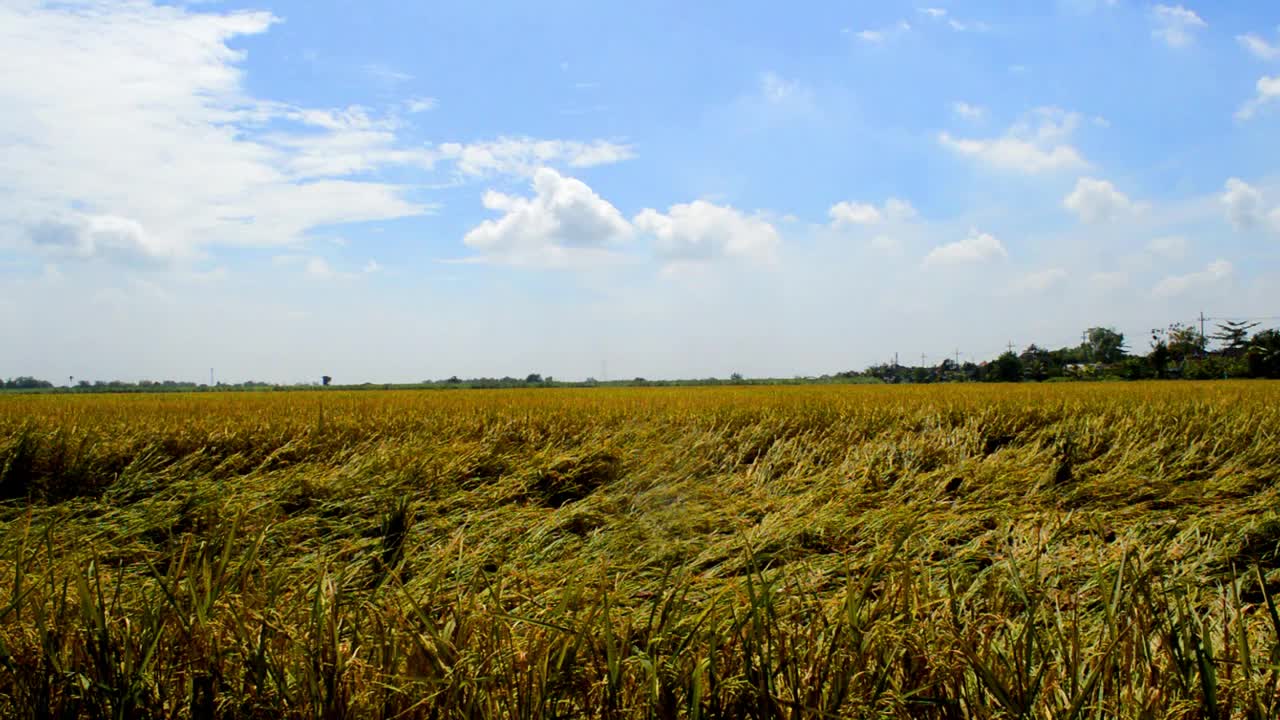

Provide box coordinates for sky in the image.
[2,0,1280,384]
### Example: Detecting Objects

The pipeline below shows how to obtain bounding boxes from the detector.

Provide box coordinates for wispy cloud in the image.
[1236,76,1280,120]
[845,20,911,43]
[952,101,987,121]
[1151,5,1207,49]
[1237,31,1280,60]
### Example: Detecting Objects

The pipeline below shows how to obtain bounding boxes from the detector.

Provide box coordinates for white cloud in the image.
[829,202,882,225]
[947,18,990,32]
[0,1,433,264]
[1222,178,1265,230]
[884,198,918,221]
[1146,235,1189,260]
[272,253,348,280]
[462,168,632,267]
[405,97,438,113]
[939,107,1088,173]
[1151,5,1207,49]
[363,260,382,274]
[634,201,780,265]
[362,63,412,86]
[24,214,180,265]
[1152,259,1232,297]
[952,101,987,121]
[0,1,633,266]
[1063,177,1135,223]
[828,198,916,227]
[918,7,986,31]
[923,229,1007,267]
[1237,32,1280,60]
[847,20,911,43]
[1236,76,1280,120]
[759,72,807,106]
[1009,268,1068,293]
[437,138,635,177]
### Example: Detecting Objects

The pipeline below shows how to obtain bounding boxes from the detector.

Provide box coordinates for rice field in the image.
[2,382,1279,718]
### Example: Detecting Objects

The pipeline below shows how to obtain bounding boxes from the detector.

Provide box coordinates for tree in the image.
[321,375,332,386]
[3,376,53,389]
[1211,320,1259,356]
[1169,325,1204,361]
[1246,329,1280,378]
[1153,323,1202,364]
[1019,344,1054,381]
[525,373,543,384]
[730,372,744,383]
[1149,328,1173,378]
[1085,327,1127,363]
[989,352,1024,382]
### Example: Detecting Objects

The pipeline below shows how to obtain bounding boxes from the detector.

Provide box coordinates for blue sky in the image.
[2,0,1279,383]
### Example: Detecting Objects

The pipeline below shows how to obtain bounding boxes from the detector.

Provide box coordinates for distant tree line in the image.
[2,377,53,389]
[859,321,1280,384]
[5,320,1279,393]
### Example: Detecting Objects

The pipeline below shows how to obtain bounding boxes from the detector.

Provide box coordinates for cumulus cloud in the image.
[828,197,916,227]
[634,202,780,265]
[1151,5,1207,48]
[829,202,882,225]
[1236,76,1280,120]
[939,107,1089,173]
[25,214,179,265]
[1063,177,1135,223]
[1152,259,1232,297]
[462,168,632,266]
[923,229,1007,267]
[1222,178,1265,230]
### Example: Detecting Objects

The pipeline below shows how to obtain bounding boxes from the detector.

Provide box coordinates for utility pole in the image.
[1007,341,1015,354]
[210,368,214,386]
[921,353,928,368]
[954,349,961,366]
[1199,311,1207,357]
[894,352,899,368]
